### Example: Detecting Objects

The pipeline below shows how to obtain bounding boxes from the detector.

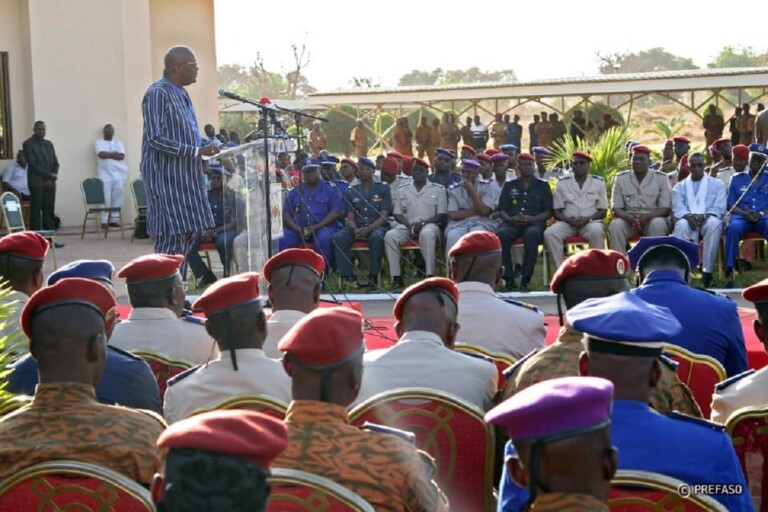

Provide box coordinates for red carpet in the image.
[115,305,767,371]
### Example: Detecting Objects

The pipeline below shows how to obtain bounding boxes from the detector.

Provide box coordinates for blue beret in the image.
[749,143,768,156]
[207,166,230,177]
[358,157,376,169]
[531,146,551,155]
[301,158,322,170]
[566,292,682,355]
[321,155,340,165]
[499,144,519,152]
[627,236,698,271]
[47,259,115,286]
[460,158,481,169]
[436,148,455,159]
[625,140,640,149]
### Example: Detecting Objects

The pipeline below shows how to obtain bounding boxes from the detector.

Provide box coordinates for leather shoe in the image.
[108,222,121,228]
[196,272,217,288]
[53,242,65,249]
[519,280,531,293]
[701,272,713,288]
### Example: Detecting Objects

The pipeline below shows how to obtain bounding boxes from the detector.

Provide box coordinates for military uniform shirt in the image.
[344,182,392,227]
[727,171,768,216]
[552,175,607,218]
[394,181,447,223]
[428,171,461,189]
[611,170,672,215]
[530,493,609,512]
[263,309,307,359]
[163,349,292,423]
[498,178,553,217]
[447,180,495,219]
[711,368,768,423]
[283,180,345,228]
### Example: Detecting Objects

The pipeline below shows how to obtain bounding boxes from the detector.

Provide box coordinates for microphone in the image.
[218,89,276,110]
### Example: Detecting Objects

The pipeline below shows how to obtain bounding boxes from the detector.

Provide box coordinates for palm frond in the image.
[0,285,24,403]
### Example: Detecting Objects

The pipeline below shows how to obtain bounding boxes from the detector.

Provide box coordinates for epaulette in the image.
[500,297,540,313]
[166,364,202,387]
[108,345,144,361]
[715,369,755,392]
[361,422,416,444]
[559,175,572,180]
[653,170,667,176]
[592,175,605,180]
[458,350,495,365]
[658,354,679,371]
[503,348,539,379]
[478,178,491,184]
[182,314,205,326]
[667,412,726,432]
[447,182,462,190]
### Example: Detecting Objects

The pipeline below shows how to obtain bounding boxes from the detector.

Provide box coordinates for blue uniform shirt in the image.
[631,269,748,376]
[208,189,243,228]
[283,180,345,228]
[6,346,162,414]
[728,171,768,217]
[344,182,392,227]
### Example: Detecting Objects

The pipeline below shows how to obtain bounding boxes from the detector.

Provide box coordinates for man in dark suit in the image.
[22,121,59,232]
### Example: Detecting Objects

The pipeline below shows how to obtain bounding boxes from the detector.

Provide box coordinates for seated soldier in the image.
[7,260,162,413]
[0,278,165,484]
[186,166,244,287]
[153,410,287,511]
[261,249,324,358]
[428,148,461,189]
[0,232,48,354]
[164,273,291,423]
[332,157,392,290]
[110,254,217,365]
[444,158,495,258]
[356,278,498,411]
[384,157,447,289]
[275,307,448,511]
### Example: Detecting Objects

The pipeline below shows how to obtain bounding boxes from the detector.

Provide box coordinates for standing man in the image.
[308,122,326,157]
[2,150,30,200]
[755,105,768,145]
[470,115,489,152]
[507,115,523,149]
[703,105,725,149]
[737,104,756,145]
[95,124,128,228]
[414,117,432,160]
[23,120,59,233]
[350,120,368,157]
[439,114,461,154]
[491,113,507,149]
[608,145,671,254]
[460,116,473,147]
[544,151,608,269]
[141,46,219,257]
[671,152,726,287]
[528,114,540,152]
[496,153,553,292]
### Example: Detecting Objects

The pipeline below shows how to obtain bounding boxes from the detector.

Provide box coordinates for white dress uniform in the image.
[94,138,129,224]
[0,290,29,354]
[109,307,218,365]
[355,330,498,411]
[263,309,307,359]
[713,165,736,189]
[163,348,292,423]
[710,368,767,424]
[671,175,727,274]
[455,281,546,359]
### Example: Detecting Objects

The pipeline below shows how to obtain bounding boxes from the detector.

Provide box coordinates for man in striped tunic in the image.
[141,46,220,258]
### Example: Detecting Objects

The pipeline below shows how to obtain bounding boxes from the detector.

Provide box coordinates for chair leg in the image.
[49,237,57,270]
[119,213,125,240]
[81,214,87,239]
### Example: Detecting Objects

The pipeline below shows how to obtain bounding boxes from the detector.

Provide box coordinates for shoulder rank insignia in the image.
[458,351,495,365]
[447,182,461,190]
[166,364,202,386]
[616,170,630,176]
[362,422,416,444]
[500,297,540,313]
[658,354,679,371]
[478,177,491,184]
[503,348,539,379]
[667,412,726,432]
[592,175,605,180]
[714,369,755,392]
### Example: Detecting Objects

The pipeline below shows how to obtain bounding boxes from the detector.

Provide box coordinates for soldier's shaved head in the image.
[451,252,503,287]
[396,289,460,348]
[267,265,321,314]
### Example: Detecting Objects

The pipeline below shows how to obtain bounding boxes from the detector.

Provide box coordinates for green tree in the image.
[644,114,686,140]
[708,46,768,68]
[397,67,516,87]
[398,68,443,87]
[323,105,359,155]
[597,47,698,74]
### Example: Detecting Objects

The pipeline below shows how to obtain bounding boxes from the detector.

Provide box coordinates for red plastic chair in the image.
[187,394,289,421]
[0,460,154,511]
[726,405,768,511]
[609,469,727,511]
[267,468,374,512]
[348,387,494,512]
[132,350,192,407]
[454,344,515,392]
[663,344,726,419]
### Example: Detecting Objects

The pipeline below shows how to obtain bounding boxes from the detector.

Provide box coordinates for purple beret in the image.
[460,158,481,170]
[532,146,551,155]
[490,153,509,163]
[485,376,613,442]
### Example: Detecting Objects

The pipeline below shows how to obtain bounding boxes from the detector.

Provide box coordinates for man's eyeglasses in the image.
[177,61,198,69]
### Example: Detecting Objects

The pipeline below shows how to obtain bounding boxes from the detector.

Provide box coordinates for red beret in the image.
[461,144,477,156]
[477,153,492,163]
[714,138,731,148]
[664,139,674,148]
[448,231,502,258]
[517,153,535,161]
[388,151,404,161]
[485,148,501,156]
[192,272,260,315]
[572,151,592,162]
[673,136,691,144]
[278,306,365,366]
[0,232,49,260]
[733,144,750,159]
[21,277,117,338]
[263,248,324,283]
[341,158,358,170]
[550,249,629,294]
[157,410,287,468]
[117,254,183,283]
[742,278,768,304]
[631,145,652,155]
[402,156,414,176]
[412,157,430,170]
[381,157,399,176]
[393,277,459,322]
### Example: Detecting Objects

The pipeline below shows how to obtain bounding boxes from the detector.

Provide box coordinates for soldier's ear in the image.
[394,321,404,338]
[603,446,618,481]
[151,474,164,504]
[577,351,590,376]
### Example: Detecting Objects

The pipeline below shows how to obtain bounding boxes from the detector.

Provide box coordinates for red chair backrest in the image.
[608,469,727,511]
[455,344,515,392]
[348,388,494,512]
[267,468,374,512]
[132,350,191,406]
[726,406,768,511]
[0,460,154,511]
[663,344,726,419]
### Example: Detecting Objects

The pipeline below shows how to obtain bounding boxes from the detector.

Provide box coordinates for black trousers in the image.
[29,186,56,230]
[496,222,545,281]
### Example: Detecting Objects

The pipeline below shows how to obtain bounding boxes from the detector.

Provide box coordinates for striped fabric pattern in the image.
[140,77,214,238]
